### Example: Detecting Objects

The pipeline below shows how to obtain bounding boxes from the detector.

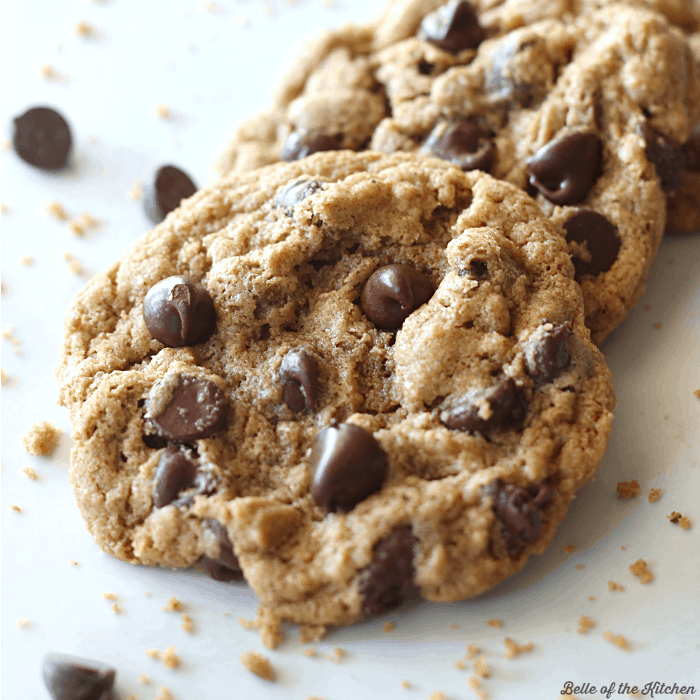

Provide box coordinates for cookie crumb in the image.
[429,692,447,700]
[629,559,653,584]
[102,592,117,600]
[129,180,143,201]
[608,581,625,592]
[383,621,395,633]
[329,647,346,664]
[652,322,662,330]
[455,659,466,670]
[620,545,627,551]
[204,0,220,11]
[22,466,39,480]
[155,103,173,120]
[465,644,481,660]
[616,480,641,499]
[466,677,488,699]
[62,252,91,278]
[180,614,193,633]
[301,647,317,657]
[9,504,22,512]
[154,688,174,700]
[643,304,651,311]
[400,680,411,689]
[138,674,150,684]
[46,200,70,221]
[75,20,100,38]
[40,64,69,83]
[239,650,274,681]
[111,603,122,614]
[678,517,691,530]
[603,631,631,650]
[575,564,585,570]
[474,656,490,678]
[487,618,503,628]
[124,695,138,700]
[239,607,284,649]
[16,617,30,628]
[298,624,327,643]
[1,368,10,384]
[22,421,61,456]
[648,488,662,503]
[144,648,160,659]
[161,646,180,669]
[562,545,575,553]
[503,637,534,658]
[1,139,11,150]
[70,560,78,566]
[588,596,596,601]
[162,597,183,611]
[577,615,595,634]
[694,389,700,400]
[20,256,34,266]
[1,204,10,214]
[451,623,459,630]
[668,512,691,529]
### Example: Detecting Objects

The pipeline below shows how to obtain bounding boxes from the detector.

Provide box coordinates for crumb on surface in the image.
[629,559,654,584]
[429,692,447,700]
[62,252,91,277]
[75,20,99,38]
[16,617,30,628]
[22,421,61,456]
[562,545,575,553]
[608,581,625,592]
[22,466,39,480]
[400,680,411,689]
[9,504,22,513]
[603,631,631,650]
[455,659,466,670]
[329,647,346,664]
[1,139,11,150]
[70,560,78,565]
[102,592,117,600]
[204,0,220,11]
[20,256,34,266]
[578,615,595,634]
[616,480,641,499]
[467,677,488,699]
[180,614,193,633]
[466,644,481,660]
[575,564,585,570]
[694,389,700,400]
[620,545,627,551]
[111,603,122,614]
[40,64,69,83]
[504,637,534,658]
[474,656,490,678]
[162,597,183,612]
[298,624,326,644]
[1,203,10,214]
[383,621,395,633]
[239,607,284,649]
[46,200,70,220]
[154,688,174,700]
[239,650,274,681]
[129,180,143,201]
[145,649,160,659]
[487,618,503,628]
[588,596,596,601]
[301,647,317,657]
[451,623,459,629]
[668,512,691,529]
[648,488,662,503]
[155,103,173,120]
[652,322,662,330]
[138,674,150,684]
[161,646,180,669]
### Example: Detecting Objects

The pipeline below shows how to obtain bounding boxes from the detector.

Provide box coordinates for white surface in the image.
[1,1,699,699]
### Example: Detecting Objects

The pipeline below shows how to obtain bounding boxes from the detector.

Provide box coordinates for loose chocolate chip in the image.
[361,264,435,330]
[274,179,324,215]
[359,525,417,617]
[153,446,197,508]
[145,165,197,224]
[684,123,700,172]
[143,275,215,347]
[279,349,318,412]
[441,378,526,433]
[280,131,343,162]
[638,121,684,191]
[527,133,601,205]
[423,120,494,172]
[419,1,485,53]
[524,323,573,386]
[199,518,243,581]
[12,107,72,169]
[564,210,620,279]
[43,653,116,700]
[484,479,555,556]
[309,423,388,512]
[147,375,228,442]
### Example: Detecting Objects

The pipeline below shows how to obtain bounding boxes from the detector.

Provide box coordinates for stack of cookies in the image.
[57,0,699,631]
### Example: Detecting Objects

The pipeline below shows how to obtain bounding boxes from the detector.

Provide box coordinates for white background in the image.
[1,1,699,699]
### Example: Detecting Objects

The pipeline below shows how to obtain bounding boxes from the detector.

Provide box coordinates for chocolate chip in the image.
[274,179,324,215]
[524,323,572,386]
[467,259,489,279]
[279,349,318,412]
[145,165,197,224]
[12,107,72,169]
[423,120,494,172]
[280,131,343,162]
[199,518,243,581]
[564,210,620,279]
[361,264,434,330]
[309,423,388,512]
[638,121,684,191]
[484,479,555,556]
[143,275,215,347]
[43,653,116,700]
[147,374,228,442]
[359,525,417,616]
[153,446,198,508]
[441,378,526,433]
[417,60,435,75]
[419,1,485,53]
[527,133,601,205]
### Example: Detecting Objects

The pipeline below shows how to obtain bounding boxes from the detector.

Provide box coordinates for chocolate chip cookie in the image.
[214,0,700,342]
[58,151,614,627]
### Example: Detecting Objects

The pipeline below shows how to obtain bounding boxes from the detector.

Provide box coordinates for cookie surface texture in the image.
[214,0,700,342]
[58,152,615,627]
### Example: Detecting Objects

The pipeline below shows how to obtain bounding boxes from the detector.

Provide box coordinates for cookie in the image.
[214,0,700,343]
[58,151,614,627]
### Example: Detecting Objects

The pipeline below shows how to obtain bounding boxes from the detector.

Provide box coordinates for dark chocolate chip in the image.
[143,275,214,347]
[147,374,228,442]
[564,210,620,279]
[527,133,601,205]
[423,120,494,172]
[361,264,435,330]
[467,259,489,279]
[419,0,485,53]
[12,107,72,169]
[199,518,243,581]
[359,525,417,616]
[524,322,572,386]
[638,121,684,191]
[142,432,168,450]
[153,446,197,508]
[483,479,555,556]
[279,349,318,412]
[441,378,526,433]
[280,131,343,162]
[417,60,435,75]
[43,653,116,700]
[145,165,197,224]
[684,123,700,172]
[274,179,324,215]
[309,423,388,512]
